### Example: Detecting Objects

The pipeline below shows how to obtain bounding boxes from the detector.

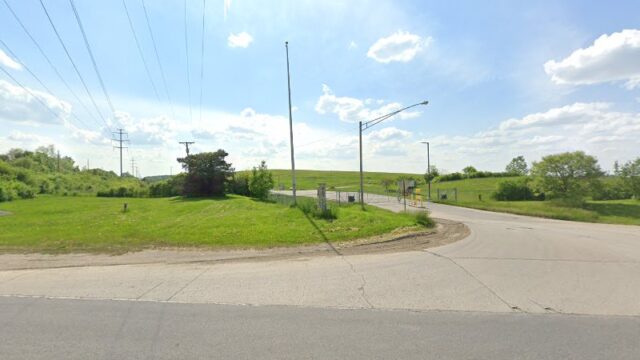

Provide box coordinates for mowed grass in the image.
[0,195,423,253]
[430,178,640,225]
[267,169,420,194]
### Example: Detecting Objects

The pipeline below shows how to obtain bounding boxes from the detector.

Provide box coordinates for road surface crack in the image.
[425,250,521,313]
[165,267,210,301]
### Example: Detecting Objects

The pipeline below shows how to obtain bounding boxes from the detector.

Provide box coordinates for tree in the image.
[423,165,440,183]
[531,151,603,202]
[177,150,234,196]
[249,161,274,200]
[620,158,640,199]
[462,166,477,177]
[380,178,394,194]
[505,156,528,175]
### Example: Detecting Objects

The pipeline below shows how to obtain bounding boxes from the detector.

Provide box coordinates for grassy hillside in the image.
[267,169,422,194]
[0,195,426,253]
[0,148,146,201]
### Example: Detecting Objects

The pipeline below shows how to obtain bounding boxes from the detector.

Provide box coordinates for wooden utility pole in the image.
[112,129,129,177]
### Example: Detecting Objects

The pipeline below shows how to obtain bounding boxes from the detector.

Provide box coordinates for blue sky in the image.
[1,0,639,176]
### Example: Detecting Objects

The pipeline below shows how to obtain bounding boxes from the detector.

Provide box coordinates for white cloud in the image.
[544,29,640,89]
[228,32,253,48]
[7,130,51,144]
[0,80,70,124]
[115,111,176,145]
[0,49,21,70]
[315,84,421,123]
[367,31,431,63]
[427,102,640,171]
[348,41,358,50]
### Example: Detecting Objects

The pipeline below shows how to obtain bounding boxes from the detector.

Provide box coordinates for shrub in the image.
[493,179,535,201]
[414,211,435,227]
[228,173,250,196]
[590,178,632,201]
[248,161,274,200]
[297,198,338,220]
[13,182,35,199]
[0,183,16,202]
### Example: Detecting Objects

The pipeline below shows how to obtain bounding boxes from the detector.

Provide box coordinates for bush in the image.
[591,178,632,201]
[414,211,435,227]
[493,179,536,201]
[248,161,274,200]
[228,173,250,196]
[149,175,184,197]
[0,183,16,202]
[13,182,35,199]
[297,198,338,220]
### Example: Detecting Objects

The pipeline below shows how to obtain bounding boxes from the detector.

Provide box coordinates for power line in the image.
[68,0,118,125]
[121,0,161,102]
[184,0,193,124]
[0,66,72,126]
[199,0,207,123]
[38,0,111,132]
[0,38,94,133]
[141,0,176,118]
[1,0,103,129]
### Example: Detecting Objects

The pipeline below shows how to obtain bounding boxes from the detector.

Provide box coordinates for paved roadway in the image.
[1,191,639,358]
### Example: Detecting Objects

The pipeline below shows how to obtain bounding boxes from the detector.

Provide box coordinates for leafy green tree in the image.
[620,158,640,199]
[380,178,394,194]
[177,150,234,196]
[531,151,603,202]
[462,166,477,177]
[249,161,274,200]
[423,165,440,183]
[505,156,528,175]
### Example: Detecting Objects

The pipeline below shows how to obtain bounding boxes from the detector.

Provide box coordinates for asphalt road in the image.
[1,192,639,358]
[1,297,639,360]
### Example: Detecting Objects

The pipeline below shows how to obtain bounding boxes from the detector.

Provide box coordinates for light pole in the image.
[359,100,429,210]
[421,141,431,201]
[285,41,297,205]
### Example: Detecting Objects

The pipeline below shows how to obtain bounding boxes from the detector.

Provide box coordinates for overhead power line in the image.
[38,0,111,132]
[0,66,75,127]
[2,0,102,129]
[141,0,176,118]
[0,39,94,133]
[121,0,161,102]
[199,0,207,123]
[68,0,118,125]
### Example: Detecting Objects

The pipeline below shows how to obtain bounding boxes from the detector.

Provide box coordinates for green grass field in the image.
[269,170,640,225]
[429,178,640,225]
[268,169,421,194]
[0,195,426,253]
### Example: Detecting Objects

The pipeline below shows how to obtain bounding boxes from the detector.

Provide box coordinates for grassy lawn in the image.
[0,195,425,253]
[430,178,640,225]
[267,169,420,195]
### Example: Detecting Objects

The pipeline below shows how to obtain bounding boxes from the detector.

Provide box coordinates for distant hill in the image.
[143,175,172,183]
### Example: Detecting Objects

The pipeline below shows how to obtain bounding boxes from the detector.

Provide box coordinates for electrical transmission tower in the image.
[130,158,136,177]
[179,141,195,156]
[112,129,129,177]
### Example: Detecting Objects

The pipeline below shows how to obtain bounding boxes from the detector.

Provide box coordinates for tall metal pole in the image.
[285,41,297,204]
[359,121,364,210]
[118,129,123,177]
[427,142,431,201]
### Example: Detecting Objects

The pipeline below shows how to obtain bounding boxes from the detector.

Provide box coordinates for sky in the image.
[0,0,639,176]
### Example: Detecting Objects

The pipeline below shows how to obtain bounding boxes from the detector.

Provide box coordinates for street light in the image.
[421,141,431,201]
[359,100,429,209]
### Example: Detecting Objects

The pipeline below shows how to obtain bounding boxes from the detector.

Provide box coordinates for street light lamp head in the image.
[420,100,429,105]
